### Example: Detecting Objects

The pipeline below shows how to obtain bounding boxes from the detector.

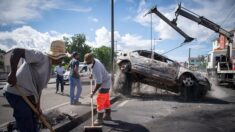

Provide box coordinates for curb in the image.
[54,95,120,132]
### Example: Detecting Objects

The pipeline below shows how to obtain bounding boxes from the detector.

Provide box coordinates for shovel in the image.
[15,85,55,132]
[83,77,102,132]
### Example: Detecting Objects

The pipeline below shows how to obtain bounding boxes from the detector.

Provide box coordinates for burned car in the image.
[115,50,211,101]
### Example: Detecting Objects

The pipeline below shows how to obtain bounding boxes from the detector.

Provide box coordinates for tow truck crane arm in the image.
[145,6,194,43]
[175,4,234,42]
[175,3,234,62]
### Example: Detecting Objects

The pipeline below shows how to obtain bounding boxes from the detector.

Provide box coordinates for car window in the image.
[166,59,176,66]
[138,51,151,58]
[153,53,166,62]
[80,66,87,73]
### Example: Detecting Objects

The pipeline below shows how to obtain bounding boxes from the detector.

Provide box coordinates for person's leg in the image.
[56,75,59,93]
[103,93,112,120]
[61,76,64,93]
[69,76,75,104]
[94,93,105,125]
[74,79,82,102]
[5,92,39,132]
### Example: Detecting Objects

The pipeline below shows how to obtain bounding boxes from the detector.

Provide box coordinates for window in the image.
[138,51,151,58]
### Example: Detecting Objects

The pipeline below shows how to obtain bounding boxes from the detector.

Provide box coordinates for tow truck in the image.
[174,3,235,87]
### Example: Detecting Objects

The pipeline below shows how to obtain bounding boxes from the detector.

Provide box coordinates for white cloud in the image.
[0,0,57,24]
[0,26,71,52]
[88,17,99,22]
[134,0,235,42]
[0,0,92,25]
[86,26,153,51]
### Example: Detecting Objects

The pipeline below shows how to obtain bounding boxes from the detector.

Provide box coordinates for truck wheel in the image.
[180,74,199,101]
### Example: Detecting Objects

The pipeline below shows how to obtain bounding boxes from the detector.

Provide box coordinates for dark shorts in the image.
[5,92,39,132]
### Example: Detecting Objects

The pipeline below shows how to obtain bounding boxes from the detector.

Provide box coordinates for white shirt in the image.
[92,59,111,89]
[4,49,51,103]
[55,65,65,76]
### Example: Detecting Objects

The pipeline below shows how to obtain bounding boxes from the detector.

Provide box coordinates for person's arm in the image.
[91,83,102,97]
[7,48,25,86]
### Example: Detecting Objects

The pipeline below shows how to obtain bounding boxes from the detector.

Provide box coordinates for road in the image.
[72,78,235,132]
[0,79,91,125]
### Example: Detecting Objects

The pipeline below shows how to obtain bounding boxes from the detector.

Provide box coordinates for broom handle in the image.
[15,85,55,132]
[90,78,94,126]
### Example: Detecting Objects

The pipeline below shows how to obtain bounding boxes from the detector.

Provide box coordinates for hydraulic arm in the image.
[145,6,194,43]
[175,4,233,42]
[175,3,234,61]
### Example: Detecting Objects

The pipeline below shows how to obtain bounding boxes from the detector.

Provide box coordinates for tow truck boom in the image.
[175,4,233,42]
[145,6,194,43]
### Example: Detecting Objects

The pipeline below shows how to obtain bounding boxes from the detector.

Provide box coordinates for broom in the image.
[15,85,55,132]
[83,77,102,132]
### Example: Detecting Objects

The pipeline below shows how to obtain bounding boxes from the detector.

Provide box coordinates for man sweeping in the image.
[84,53,112,126]
[4,40,69,132]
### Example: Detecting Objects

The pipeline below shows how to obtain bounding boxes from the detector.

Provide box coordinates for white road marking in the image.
[117,100,129,108]
[43,102,70,113]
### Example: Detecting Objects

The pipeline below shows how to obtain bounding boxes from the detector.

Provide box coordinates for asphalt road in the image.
[72,79,235,132]
[0,80,91,125]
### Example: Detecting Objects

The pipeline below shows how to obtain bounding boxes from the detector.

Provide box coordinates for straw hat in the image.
[84,53,94,64]
[47,40,70,60]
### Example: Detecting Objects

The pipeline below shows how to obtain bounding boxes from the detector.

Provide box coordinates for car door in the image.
[150,53,168,80]
[164,59,179,80]
[129,51,151,75]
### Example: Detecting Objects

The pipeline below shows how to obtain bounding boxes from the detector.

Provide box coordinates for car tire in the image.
[180,74,199,101]
[119,61,131,73]
[114,65,133,96]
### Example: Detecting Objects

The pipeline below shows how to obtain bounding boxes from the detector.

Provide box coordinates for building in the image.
[207,30,235,70]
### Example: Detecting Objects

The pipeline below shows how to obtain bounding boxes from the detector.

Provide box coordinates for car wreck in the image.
[115,50,211,101]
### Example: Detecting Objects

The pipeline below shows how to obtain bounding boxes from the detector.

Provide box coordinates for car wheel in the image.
[119,61,131,73]
[114,68,133,96]
[198,79,210,98]
[180,74,199,101]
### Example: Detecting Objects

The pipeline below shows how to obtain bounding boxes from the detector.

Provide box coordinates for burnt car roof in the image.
[132,50,175,62]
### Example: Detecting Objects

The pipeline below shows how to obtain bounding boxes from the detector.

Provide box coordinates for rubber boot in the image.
[94,112,104,126]
[103,109,112,120]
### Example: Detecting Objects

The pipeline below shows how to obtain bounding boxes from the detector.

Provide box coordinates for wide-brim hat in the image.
[84,53,94,64]
[47,40,70,60]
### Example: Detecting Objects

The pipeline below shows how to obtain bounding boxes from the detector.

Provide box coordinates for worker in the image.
[84,53,112,126]
[4,40,69,132]
[54,62,65,94]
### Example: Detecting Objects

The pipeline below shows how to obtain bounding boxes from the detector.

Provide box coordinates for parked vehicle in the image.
[63,64,90,84]
[116,50,211,101]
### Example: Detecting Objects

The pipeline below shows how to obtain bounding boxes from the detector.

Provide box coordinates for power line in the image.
[161,42,184,55]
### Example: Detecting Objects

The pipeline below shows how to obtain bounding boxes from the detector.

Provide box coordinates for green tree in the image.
[93,46,112,71]
[63,34,91,64]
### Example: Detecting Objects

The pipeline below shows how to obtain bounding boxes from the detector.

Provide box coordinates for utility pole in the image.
[150,13,153,51]
[188,48,191,68]
[111,0,114,87]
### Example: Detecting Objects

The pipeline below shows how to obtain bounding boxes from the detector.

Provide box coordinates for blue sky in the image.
[0,0,235,62]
